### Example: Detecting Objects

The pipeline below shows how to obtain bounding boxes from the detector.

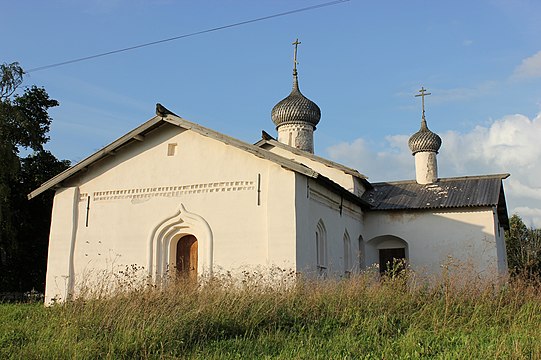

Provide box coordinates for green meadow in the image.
[1,273,541,359]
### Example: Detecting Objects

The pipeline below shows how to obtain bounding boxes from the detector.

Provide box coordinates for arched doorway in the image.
[366,235,409,275]
[148,204,213,283]
[176,235,198,281]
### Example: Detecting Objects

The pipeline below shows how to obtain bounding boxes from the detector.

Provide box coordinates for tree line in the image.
[505,214,541,278]
[0,62,69,293]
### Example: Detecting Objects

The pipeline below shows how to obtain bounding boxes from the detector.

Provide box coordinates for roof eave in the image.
[497,179,510,230]
[314,174,371,209]
[162,116,319,179]
[371,173,511,186]
[254,138,369,180]
[28,112,322,200]
[28,115,164,200]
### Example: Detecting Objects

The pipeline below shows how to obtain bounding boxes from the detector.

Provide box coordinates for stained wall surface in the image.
[294,174,364,278]
[44,121,509,304]
[45,124,298,303]
[363,208,508,279]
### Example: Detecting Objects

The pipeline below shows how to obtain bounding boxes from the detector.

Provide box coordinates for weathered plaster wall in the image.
[45,187,79,303]
[266,145,364,196]
[414,152,438,184]
[363,208,506,279]
[45,124,297,303]
[294,174,364,278]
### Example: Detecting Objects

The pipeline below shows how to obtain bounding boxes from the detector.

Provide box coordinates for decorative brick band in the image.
[92,181,255,202]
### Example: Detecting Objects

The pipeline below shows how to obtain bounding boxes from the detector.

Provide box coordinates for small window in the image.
[358,235,365,272]
[343,231,352,277]
[167,143,177,156]
[316,220,327,276]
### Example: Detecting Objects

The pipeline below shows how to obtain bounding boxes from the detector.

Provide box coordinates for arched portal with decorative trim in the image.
[147,204,213,282]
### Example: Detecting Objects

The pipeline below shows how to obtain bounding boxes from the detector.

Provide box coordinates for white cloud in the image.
[513,207,541,228]
[326,136,413,181]
[326,112,541,227]
[441,114,541,171]
[506,179,541,201]
[512,50,541,79]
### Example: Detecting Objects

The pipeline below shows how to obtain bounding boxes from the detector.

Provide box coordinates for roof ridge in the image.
[163,115,320,179]
[29,109,346,200]
[255,138,368,179]
[371,173,510,186]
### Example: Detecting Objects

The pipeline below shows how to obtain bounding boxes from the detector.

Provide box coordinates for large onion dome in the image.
[271,72,321,129]
[408,119,442,154]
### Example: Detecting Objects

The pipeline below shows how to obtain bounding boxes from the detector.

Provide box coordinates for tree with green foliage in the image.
[505,214,541,277]
[0,62,69,293]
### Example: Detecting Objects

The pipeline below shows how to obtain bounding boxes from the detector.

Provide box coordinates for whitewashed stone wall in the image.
[363,208,508,279]
[264,145,367,197]
[294,174,364,278]
[45,124,299,303]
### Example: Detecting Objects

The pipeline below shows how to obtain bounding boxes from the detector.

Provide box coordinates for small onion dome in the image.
[271,74,321,129]
[408,119,442,154]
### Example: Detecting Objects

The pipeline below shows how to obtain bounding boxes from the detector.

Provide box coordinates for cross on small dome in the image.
[408,87,441,154]
[271,39,321,129]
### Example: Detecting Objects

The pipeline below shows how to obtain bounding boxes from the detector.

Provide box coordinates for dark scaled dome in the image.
[271,75,321,129]
[408,119,442,154]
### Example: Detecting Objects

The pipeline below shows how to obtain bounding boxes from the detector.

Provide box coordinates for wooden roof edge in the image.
[164,115,319,179]
[28,116,163,200]
[28,111,323,199]
[254,138,369,179]
[314,174,372,209]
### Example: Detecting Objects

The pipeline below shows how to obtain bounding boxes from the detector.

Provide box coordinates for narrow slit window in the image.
[343,231,352,277]
[316,220,327,277]
[167,143,177,156]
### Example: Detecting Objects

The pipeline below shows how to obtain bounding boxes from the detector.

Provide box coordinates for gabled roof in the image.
[361,174,510,228]
[28,112,370,208]
[255,137,369,180]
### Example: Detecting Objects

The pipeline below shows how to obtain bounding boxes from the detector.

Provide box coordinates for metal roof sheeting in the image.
[362,174,509,211]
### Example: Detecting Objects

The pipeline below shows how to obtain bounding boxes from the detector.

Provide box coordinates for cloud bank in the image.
[327,112,541,228]
[513,50,541,79]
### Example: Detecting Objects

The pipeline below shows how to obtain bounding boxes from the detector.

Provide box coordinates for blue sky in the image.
[4,0,541,226]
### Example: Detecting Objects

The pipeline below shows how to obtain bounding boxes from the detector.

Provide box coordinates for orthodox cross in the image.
[292,38,301,74]
[415,87,431,120]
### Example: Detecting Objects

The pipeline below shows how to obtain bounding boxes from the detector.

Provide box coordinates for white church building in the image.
[30,43,509,303]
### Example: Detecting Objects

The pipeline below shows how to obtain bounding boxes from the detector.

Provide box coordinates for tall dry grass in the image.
[2,270,541,359]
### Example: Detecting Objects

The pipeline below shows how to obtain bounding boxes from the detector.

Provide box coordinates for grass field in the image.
[1,272,541,359]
